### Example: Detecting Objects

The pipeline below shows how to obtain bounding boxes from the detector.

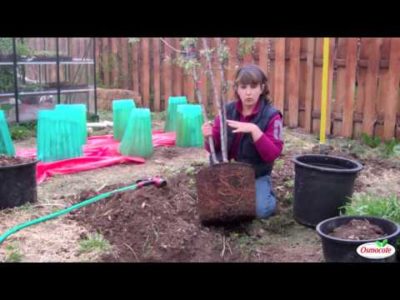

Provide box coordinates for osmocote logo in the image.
[356,239,396,259]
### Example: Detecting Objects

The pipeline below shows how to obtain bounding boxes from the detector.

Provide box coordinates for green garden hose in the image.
[0,182,140,245]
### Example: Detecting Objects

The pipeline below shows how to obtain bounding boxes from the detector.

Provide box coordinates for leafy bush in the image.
[0,67,15,92]
[0,38,33,93]
[9,121,37,140]
[238,38,255,58]
[0,38,32,56]
[87,112,99,122]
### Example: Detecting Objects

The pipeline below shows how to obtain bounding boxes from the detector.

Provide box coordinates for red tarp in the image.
[16,130,176,184]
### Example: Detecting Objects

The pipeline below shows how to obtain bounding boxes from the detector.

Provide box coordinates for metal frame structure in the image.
[0,37,97,122]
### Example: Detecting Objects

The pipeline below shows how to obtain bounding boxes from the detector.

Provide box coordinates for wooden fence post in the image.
[384,38,400,140]
[162,37,173,110]
[361,38,381,136]
[274,38,285,114]
[303,38,315,133]
[153,38,161,112]
[288,38,300,128]
[120,38,129,89]
[141,38,150,108]
[102,38,110,87]
[173,38,183,96]
[341,38,358,138]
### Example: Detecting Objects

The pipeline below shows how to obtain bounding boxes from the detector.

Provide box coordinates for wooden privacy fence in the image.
[24,38,400,140]
[95,37,400,141]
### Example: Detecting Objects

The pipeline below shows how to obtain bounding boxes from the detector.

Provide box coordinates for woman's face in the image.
[236,82,263,108]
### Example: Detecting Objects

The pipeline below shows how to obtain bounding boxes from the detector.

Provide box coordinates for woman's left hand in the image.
[226,120,257,133]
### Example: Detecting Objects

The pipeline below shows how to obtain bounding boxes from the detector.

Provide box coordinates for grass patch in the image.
[261,214,295,234]
[4,243,23,262]
[282,191,294,205]
[274,159,284,171]
[184,166,196,176]
[161,165,182,177]
[78,233,111,254]
[361,133,381,148]
[284,179,294,189]
[342,193,400,224]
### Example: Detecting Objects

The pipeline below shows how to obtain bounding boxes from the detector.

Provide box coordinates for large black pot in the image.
[316,215,400,262]
[0,159,38,209]
[292,154,363,227]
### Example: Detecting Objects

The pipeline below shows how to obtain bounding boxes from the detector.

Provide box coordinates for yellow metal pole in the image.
[319,38,330,145]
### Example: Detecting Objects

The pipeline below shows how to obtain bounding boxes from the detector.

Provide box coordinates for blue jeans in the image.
[255,175,276,218]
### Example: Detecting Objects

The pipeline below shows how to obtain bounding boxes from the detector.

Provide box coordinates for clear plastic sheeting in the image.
[176,104,204,148]
[55,104,87,145]
[37,109,83,162]
[164,96,187,132]
[0,110,15,156]
[120,108,153,158]
[112,99,136,141]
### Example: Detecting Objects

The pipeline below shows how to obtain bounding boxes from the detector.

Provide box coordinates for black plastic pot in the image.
[292,154,363,227]
[316,215,400,262]
[0,160,38,209]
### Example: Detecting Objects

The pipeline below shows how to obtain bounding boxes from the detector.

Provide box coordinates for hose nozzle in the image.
[136,177,167,188]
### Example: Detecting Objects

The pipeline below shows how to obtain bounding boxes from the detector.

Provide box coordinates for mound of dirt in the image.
[329,219,385,240]
[0,155,36,167]
[67,149,332,262]
[69,169,243,262]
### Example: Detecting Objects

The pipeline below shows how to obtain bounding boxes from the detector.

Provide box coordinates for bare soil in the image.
[70,169,235,262]
[67,148,324,262]
[1,127,399,262]
[329,219,385,240]
[0,155,36,167]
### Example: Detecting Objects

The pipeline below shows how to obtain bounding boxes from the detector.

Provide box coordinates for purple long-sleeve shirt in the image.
[205,100,284,163]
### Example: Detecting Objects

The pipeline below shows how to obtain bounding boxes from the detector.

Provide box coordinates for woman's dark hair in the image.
[233,64,271,103]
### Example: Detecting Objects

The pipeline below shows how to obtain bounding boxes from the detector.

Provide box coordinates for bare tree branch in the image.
[191,66,218,164]
[215,38,229,163]
[201,38,228,162]
[159,38,186,53]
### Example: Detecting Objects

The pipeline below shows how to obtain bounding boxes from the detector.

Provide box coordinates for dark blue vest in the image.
[213,98,282,178]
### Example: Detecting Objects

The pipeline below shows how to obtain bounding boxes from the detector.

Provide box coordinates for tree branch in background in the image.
[215,38,229,162]
[201,38,228,163]
[174,38,218,164]
[192,64,218,164]
[129,37,228,164]
[159,38,186,54]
